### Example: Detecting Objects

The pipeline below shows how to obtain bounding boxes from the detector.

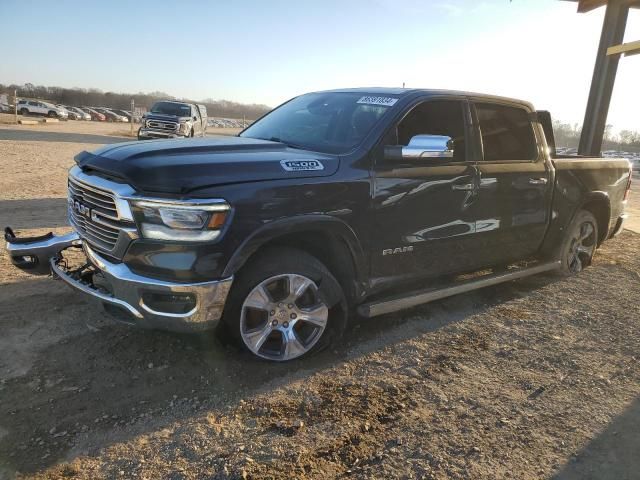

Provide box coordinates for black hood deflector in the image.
[75,137,338,195]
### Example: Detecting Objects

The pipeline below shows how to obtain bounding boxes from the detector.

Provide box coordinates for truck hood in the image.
[144,113,190,123]
[74,137,339,194]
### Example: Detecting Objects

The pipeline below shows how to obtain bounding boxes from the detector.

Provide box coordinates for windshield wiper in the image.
[262,137,311,151]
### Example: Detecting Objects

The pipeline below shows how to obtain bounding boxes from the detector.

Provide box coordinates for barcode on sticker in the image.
[357,96,398,107]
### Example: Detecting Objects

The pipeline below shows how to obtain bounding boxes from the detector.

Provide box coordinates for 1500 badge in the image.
[280,160,324,172]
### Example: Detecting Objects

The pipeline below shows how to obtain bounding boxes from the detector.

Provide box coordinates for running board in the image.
[358,261,561,318]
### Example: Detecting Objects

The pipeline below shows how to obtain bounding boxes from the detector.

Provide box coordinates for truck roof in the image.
[314,87,535,109]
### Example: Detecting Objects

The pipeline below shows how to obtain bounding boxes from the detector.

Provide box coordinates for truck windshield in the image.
[240,92,395,154]
[150,102,191,117]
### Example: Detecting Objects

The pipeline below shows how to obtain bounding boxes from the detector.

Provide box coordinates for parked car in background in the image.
[58,105,82,120]
[17,99,68,119]
[81,107,106,122]
[109,109,133,123]
[94,108,128,122]
[138,100,207,139]
[64,106,92,121]
[0,103,10,113]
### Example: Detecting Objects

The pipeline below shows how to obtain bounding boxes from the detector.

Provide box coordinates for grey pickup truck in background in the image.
[138,100,207,140]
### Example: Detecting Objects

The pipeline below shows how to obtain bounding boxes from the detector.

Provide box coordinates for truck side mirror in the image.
[193,116,198,121]
[384,134,454,162]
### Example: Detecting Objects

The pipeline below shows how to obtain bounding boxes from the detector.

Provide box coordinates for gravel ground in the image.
[0,122,639,479]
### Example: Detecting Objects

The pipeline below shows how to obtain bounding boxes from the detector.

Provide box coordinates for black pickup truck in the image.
[5,88,632,362]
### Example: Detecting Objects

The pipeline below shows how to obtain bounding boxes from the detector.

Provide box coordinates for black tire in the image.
[19,108,29,116]
[189,128,195,138]
[137,128,144,140]
[47,111,57,118]
[221,247,347,361]
[558,209,598,276]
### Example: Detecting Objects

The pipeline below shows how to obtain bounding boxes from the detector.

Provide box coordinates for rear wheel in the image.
[559,209,598,275]
[19,108,29,116]
[47,111,57,118]
[222,248,347,361]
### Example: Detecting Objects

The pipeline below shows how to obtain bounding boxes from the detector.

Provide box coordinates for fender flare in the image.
[222,215,367,286]
[576,191,611,244]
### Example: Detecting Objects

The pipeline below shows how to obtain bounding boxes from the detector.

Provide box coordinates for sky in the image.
[0,0,638,131]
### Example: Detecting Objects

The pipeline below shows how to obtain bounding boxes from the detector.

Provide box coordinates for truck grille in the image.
[68,176,127,252]
[147,120,178,131]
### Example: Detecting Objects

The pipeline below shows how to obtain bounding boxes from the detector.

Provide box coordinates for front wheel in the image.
[222,248,347,361]
[559,209,598,275]
[47,111,57,118]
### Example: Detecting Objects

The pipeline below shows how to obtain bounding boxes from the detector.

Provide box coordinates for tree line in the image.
[0,83,272,120]
[553,120,640,152]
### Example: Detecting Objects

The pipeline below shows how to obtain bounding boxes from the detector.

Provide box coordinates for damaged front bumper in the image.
[4,228,232,332]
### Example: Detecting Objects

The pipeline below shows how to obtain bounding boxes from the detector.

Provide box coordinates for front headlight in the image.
[130,200,230,242]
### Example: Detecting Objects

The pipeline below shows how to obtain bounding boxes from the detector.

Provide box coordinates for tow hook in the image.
[4,227,82,275]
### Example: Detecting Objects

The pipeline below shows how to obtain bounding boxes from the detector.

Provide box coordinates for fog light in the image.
[141,292,196,314]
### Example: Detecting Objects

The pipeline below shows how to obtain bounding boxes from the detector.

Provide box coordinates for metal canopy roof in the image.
[565,0,640,13]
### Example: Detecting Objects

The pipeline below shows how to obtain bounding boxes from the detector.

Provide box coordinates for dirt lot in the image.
[0,122,639,479]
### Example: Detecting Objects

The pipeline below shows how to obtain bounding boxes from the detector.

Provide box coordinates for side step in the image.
[358,261,561,318]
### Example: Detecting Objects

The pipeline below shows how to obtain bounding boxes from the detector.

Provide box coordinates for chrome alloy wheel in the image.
[567,220,596,273]
[240,274,329,361]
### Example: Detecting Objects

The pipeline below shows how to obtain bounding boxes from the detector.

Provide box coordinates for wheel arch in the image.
[222,216,367,305]
[579,191,611,245]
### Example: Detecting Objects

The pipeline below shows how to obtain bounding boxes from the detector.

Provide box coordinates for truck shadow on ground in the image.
[0,198,69,230]
[0,271,566,474]
[552,395,640,480]
[0,129,130,144]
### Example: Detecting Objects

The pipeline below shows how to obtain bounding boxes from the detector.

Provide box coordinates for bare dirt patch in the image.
[0,125,639,479]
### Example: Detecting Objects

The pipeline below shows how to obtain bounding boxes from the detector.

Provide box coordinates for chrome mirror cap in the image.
[385,134,454,161]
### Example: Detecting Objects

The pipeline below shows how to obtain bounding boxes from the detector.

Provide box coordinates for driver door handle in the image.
[529,177,548,185]
[451,183,475,191]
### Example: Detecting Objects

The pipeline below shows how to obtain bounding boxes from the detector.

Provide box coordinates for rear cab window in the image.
[475,103,538,161]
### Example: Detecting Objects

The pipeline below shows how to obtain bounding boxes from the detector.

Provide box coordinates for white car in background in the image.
[60,105,91,120]
[17,99,68,119]
[64,106,92,121]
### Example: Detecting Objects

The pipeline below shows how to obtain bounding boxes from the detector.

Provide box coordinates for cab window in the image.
[475,103,537,161]
[396,100,467,162]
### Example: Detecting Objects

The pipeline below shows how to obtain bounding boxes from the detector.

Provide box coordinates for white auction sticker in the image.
[357,96,398,107]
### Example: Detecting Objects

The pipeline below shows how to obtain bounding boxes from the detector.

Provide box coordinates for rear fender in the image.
[578,191,611,244]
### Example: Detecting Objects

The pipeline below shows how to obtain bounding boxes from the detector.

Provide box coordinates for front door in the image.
[371,98,481,289]
[470,101,552,265]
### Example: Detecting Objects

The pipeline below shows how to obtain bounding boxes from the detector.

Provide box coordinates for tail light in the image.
[624,167,632,201]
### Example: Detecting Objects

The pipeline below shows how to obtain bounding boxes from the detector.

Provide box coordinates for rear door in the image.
[470,100,552,265]
[371,98,482,287]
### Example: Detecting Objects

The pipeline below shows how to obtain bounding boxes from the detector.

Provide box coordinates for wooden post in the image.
[130,99,135,136]
[14,89,18,124]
